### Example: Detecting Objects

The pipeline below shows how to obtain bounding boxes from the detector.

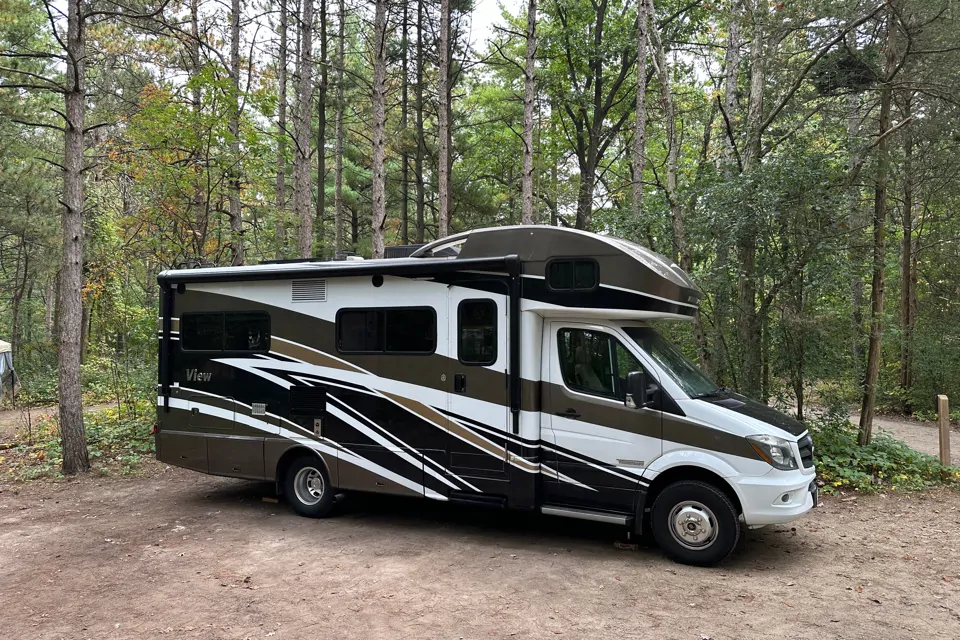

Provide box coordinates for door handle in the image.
[454,373,467,393]
[556,408,581,419]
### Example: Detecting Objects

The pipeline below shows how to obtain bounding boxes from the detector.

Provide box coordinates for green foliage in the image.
[809,410,960,494]
[1,401,155,480]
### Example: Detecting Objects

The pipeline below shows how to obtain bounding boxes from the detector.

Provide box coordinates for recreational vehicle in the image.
[155,226,817,566]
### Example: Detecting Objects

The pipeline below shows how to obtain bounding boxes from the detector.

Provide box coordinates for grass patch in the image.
[0,400,155,481]
[809,409,960,494]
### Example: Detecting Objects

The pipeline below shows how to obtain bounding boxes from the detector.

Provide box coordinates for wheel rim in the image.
[668,500,718,550]
[293,466,325,506]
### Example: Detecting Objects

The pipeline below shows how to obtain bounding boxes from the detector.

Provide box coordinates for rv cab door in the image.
[540,321,662,513]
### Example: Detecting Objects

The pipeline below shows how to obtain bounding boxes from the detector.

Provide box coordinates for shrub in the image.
[809,409,960,494]
[1,400,155,480]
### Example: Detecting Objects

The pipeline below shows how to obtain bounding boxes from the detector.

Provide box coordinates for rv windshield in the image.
[623,327,717,398]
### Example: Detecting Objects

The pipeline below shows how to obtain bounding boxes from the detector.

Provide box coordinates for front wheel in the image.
[284,455,335,518]
[651,480,740,566]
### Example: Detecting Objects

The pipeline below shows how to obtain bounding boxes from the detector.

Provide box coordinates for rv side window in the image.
[547,259,598,291]
[181,311,271,353]
[224,312,271,352]
[180,313,223,351]
[337,307,436,354]
[557,328,641,400]
[458,300,497,365]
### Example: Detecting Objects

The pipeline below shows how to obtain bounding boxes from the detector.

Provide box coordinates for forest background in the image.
[2,0,959,474]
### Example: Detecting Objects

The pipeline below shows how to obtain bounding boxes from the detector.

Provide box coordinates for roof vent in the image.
[292,279,327,303]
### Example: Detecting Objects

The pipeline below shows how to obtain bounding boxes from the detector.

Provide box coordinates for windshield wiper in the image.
[691,386,731,399]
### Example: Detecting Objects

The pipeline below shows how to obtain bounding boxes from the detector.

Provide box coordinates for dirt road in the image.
[874,414,960,467]
[1,466,958,640]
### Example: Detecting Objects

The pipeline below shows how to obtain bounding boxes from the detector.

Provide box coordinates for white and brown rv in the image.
[155,226,817,566]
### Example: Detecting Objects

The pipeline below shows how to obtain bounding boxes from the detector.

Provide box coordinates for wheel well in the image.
[641,466,742,522]
[275,446,327,495]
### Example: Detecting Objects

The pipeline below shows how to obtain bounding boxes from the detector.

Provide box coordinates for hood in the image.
[690,392,807,437]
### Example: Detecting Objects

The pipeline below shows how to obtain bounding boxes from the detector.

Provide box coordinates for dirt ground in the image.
[1,465,959,640]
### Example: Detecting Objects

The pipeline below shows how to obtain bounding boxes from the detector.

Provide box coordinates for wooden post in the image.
[937,395,951,466]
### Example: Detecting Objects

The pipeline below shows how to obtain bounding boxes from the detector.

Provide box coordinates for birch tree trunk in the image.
[229,0,244,265]
[59,0,90,474]
[631,0,649,220]
[370,0,388,258]
[294,0,315,257]
[275,0,289,257]
[521,0,537,225]
[437,0,451,237]
[859,4,899,445]
[333,0,345,251]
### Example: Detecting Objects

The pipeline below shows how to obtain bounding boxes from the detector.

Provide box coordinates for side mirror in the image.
[625,371,650,409]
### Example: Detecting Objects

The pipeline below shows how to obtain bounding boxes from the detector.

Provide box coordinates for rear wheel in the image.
[651,480,740,566]
[284,455,335,518]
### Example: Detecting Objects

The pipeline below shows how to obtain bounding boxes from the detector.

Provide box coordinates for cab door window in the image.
[557,328,642,400]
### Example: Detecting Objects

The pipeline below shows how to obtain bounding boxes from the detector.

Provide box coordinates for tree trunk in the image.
[631,0,648,220]
[316,0,327,253]
[59,0,90,474]
[333,0,345,251]
[721,0,741,170]
[414,0,425,243]
[859,5,898,446]
[275,0,288,258]
[229,0,244,265]
[847,92,866,379]
[437,0,451,238]
[370,0,388,258]
[736,0,766,398]
[294,0,315,258]
[44,278,55,343]
[399,1,409,244]
[521,0,537,225]
[648,2,687,269]
[899,94,914,411]
[575,160,596,230]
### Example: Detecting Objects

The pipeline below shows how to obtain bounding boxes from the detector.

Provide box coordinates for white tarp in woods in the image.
[0,339,18,398]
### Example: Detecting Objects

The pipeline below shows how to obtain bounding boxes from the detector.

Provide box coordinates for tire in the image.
[283,455,335,518]
[650,480,740,567]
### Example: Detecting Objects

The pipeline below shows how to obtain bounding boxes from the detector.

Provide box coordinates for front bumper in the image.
[734,469,817,526]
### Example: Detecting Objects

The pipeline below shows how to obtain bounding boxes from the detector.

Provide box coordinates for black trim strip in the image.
[160,285,174,412]
[509,272,521,434]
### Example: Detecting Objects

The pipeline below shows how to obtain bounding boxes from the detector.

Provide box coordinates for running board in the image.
[541,505,633,526]
[448,492,507,509]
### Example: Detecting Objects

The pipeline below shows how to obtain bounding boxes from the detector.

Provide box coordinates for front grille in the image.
[798,434,814,468]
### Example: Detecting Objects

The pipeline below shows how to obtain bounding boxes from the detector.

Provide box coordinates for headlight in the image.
[746,434,798,470]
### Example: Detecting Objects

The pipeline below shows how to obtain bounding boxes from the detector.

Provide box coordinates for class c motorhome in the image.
[155,226,817,566]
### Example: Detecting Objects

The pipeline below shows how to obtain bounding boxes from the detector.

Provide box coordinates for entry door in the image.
[446,283,510,481]
[541,322,662,513]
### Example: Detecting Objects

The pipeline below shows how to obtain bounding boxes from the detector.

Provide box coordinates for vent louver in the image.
[292,279,327,303]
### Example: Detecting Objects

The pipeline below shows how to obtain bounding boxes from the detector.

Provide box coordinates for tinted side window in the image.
[181,312,270,352]
[547,259,598,291]
[337,308,436,354]
[224,312,271,352]
[459,300,497,365]
[181,313,223,351]
[557,328,641,400]
[385,308,436,353]
[338,310,383,352]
